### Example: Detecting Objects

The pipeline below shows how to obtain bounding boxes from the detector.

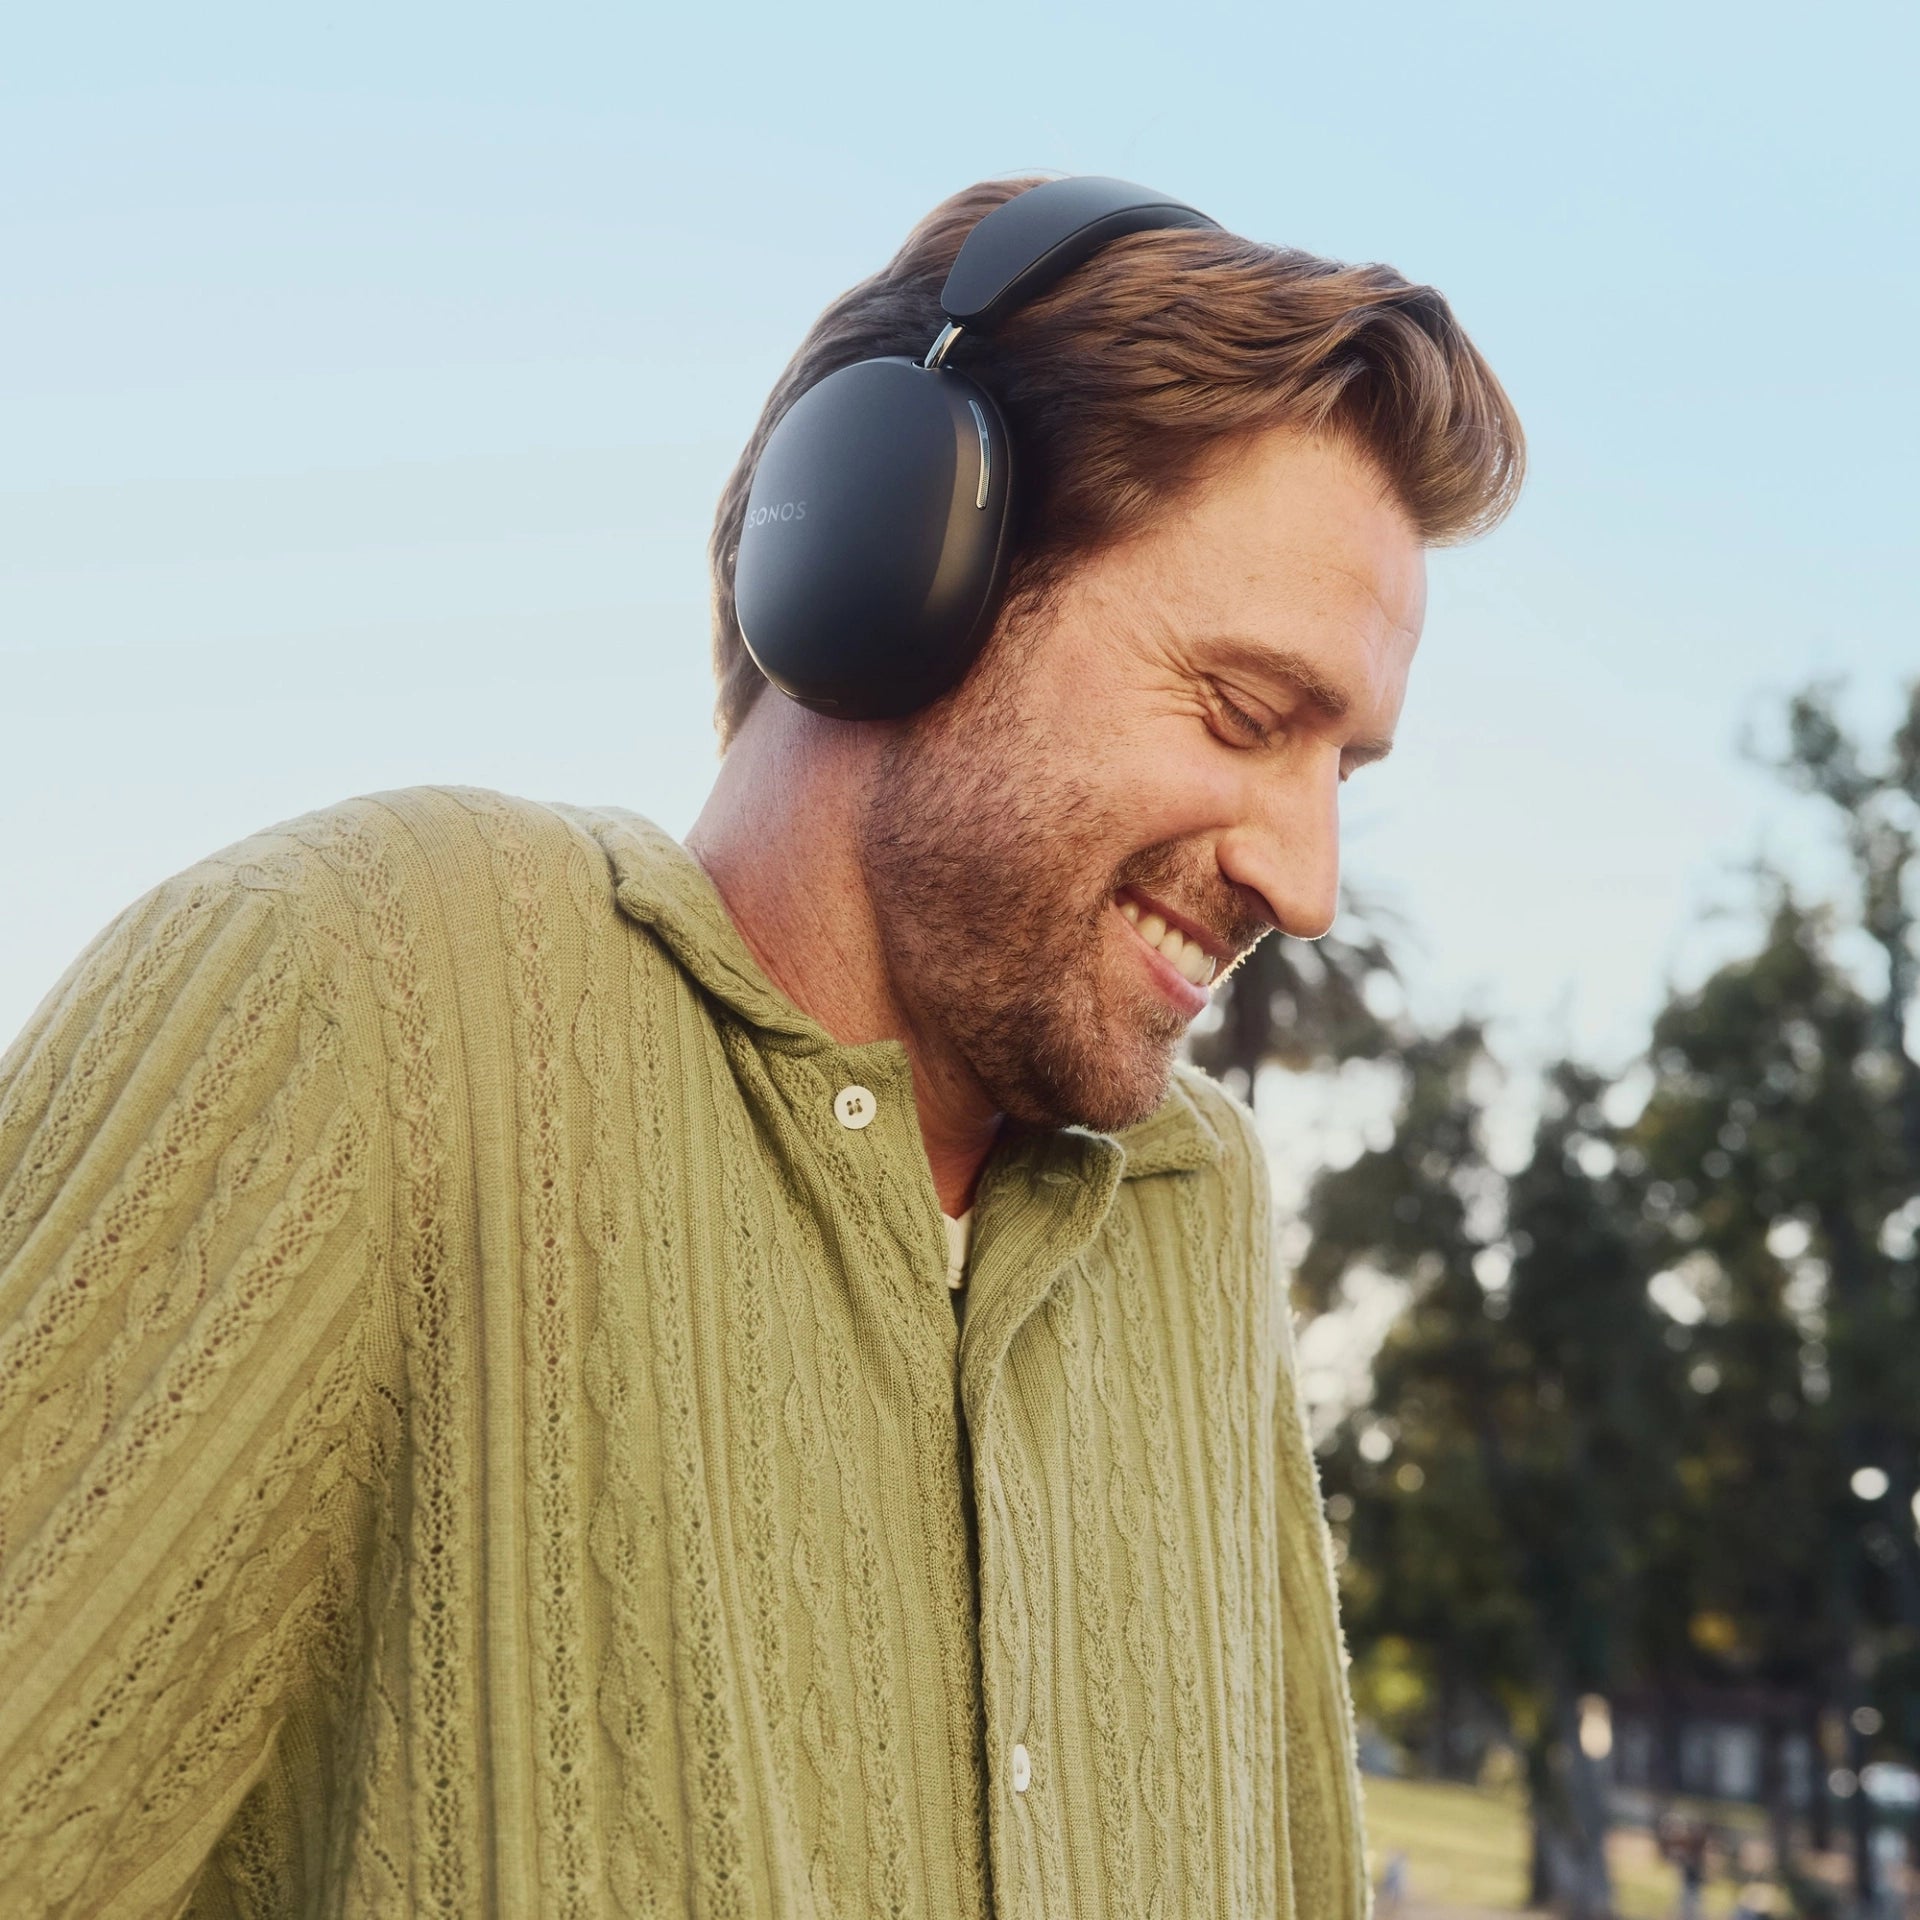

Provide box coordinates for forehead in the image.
[1169,427,1426,643]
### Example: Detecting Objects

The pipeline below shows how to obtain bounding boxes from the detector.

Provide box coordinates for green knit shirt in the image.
[0,785,1367,1918]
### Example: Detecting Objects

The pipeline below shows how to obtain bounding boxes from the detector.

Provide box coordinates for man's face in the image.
[857,424,1426,1132]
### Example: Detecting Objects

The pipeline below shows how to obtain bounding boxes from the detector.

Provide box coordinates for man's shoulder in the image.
[188,784,649,917]
[146,785,675,1008]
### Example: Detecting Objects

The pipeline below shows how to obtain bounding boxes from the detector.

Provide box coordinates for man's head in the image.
[710,176,1522,1132]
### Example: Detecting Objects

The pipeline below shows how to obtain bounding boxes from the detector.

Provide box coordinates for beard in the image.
[855,627,1269,1133]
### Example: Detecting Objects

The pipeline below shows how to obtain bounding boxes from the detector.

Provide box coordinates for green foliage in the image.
[1309,1033,1654,1911]
[1285,679,1920,1914]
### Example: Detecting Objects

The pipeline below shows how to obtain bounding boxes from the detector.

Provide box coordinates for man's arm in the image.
[0,864,383,1916]
[1185,1065,1372,1918]
[1271,1269,1372,1920]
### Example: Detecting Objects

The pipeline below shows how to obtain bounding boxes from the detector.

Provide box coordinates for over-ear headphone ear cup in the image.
[734,357,1014,720]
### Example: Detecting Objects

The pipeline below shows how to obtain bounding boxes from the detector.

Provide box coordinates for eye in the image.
[1208,684,1275,748]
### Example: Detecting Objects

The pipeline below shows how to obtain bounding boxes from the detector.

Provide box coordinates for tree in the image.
[1236,680,1920,1914]
[1500,1065,1679,1915]
[1631,893,1874,1875]
[1618,677,1920,1901]
[1307,1028,1669,1917]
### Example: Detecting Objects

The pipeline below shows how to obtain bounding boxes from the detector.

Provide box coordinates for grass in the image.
[1361,1774,1536,1913]
[1360,1774,1754,1917]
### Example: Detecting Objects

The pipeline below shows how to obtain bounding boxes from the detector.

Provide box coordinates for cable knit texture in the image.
[0,786,1367,1918]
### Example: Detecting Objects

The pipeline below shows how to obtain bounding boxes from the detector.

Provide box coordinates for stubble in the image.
[855,637,1250,1131]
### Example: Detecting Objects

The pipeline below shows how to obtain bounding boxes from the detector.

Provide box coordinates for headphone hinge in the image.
[922,322,964,372]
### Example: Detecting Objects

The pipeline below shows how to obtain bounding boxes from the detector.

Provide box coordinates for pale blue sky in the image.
[5,0,1915,1077]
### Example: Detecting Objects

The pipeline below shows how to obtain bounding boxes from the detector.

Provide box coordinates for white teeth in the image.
[1118,896,1217,990]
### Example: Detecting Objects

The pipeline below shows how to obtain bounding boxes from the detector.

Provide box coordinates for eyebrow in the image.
[1200,634,1396,767]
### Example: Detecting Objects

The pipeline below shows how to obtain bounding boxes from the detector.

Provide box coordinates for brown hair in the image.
[708,173,1525,747]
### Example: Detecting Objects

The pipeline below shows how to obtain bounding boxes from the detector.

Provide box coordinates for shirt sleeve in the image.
[1193,1067,1371,1919]
[0,864,384,1916]
[1272,1273,1372,1920]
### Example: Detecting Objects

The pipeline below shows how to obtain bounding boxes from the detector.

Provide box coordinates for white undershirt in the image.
[942,1208,973,1290]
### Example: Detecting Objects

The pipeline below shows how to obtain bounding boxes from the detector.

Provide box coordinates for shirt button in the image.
[1010,1742,1031,1792]
[833,1084,877,1130]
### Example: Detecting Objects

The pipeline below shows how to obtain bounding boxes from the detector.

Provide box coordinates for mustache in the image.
[1110,842,1275,964]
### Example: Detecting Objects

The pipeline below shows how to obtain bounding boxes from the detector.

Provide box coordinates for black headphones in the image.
[733,175,1220,722]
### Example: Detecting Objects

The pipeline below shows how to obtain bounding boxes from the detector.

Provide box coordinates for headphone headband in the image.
[937,175,1219,332]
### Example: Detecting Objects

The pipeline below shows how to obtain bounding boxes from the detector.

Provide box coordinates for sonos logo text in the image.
[746,501,807,528]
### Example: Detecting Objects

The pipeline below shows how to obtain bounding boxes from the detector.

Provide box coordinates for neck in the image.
[684,693,1001,1215]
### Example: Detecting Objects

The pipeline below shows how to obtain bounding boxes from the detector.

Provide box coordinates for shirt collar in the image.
[587,804,831,1047]
[581,805,1222,1180]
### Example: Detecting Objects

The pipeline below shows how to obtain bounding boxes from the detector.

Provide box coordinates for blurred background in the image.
[5,3,1916,1913]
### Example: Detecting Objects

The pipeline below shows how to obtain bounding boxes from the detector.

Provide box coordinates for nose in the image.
[1214,752,1342,943]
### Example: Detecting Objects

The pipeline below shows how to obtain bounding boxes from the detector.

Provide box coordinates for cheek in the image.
[1010,629,1234,842]
[1103,719,1244,841]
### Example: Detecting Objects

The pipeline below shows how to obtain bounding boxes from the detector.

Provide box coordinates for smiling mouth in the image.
[1117,893,1219,988]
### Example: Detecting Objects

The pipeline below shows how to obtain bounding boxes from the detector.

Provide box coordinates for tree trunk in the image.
[1527,1731,1554,1910]
[1525,1680,1616,1919]
[1808,1701,1832,1857]
[1848,1710,1876,1910]
[1761,1708,1796,1883]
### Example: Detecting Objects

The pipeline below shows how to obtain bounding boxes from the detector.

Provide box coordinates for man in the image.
[0,174,1521,1916]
